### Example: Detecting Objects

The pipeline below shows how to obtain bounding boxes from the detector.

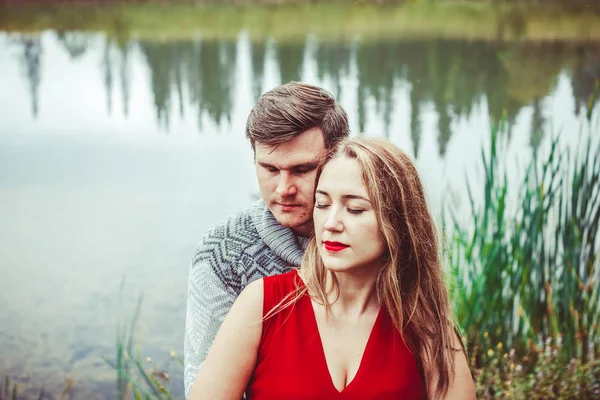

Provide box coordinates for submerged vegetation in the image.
[0,375,73,400]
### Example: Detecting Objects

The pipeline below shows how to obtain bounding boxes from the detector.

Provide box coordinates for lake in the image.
[0,1,599,398]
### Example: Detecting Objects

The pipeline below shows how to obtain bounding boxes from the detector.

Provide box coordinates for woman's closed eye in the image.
[315,203,364,215]
[347,208,365,214]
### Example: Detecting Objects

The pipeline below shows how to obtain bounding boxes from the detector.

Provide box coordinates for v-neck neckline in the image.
[303,294,383,395]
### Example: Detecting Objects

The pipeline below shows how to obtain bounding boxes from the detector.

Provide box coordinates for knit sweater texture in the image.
[184,200,309,399]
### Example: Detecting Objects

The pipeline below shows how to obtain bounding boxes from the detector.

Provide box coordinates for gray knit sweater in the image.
[184,200,309,399]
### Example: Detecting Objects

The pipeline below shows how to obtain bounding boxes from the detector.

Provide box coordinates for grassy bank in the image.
[1,1,600,42]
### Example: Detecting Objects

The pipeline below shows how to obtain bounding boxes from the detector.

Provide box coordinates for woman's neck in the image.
[324,266,380,318]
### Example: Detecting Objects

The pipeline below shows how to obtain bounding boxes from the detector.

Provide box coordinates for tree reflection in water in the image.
[10,33,600,153]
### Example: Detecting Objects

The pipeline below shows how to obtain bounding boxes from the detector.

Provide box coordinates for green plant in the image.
[588,79,599,121]
[104,279,183,400]
[449,104,600,382]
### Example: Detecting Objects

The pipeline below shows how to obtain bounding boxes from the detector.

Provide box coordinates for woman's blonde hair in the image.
[267,137,463,399]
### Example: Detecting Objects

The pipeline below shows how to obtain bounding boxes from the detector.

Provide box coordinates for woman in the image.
[190,138,476,399]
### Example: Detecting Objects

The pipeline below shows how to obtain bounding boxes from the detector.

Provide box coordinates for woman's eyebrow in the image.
[315,190,371,203]
[342,194,371,203]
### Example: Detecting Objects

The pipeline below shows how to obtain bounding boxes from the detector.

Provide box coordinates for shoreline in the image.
[2,1,600,43]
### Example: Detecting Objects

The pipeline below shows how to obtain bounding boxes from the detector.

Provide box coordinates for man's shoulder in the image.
[193,201,264,266]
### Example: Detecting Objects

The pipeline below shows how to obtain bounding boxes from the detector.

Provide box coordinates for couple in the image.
[184,82,475,399]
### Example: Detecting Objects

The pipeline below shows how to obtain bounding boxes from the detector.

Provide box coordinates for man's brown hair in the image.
[245,81,349,150]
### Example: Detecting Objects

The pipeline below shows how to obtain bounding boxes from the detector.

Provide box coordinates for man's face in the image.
[255,127,327,237]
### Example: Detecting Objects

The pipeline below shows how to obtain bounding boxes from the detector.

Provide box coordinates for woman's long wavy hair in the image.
[266,137,463,399]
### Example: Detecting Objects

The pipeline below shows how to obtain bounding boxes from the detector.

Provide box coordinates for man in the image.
[184,81,350,398]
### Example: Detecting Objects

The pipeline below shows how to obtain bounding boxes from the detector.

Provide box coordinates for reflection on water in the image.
[6,32,600,145]
[0,20,599,399]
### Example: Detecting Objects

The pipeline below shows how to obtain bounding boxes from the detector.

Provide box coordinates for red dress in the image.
[246,270,427,400]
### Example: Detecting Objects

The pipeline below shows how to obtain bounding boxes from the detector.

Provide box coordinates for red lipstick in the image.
[324,241,349,252]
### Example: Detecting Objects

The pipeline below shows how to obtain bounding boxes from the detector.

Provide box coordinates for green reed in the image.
[449,105,600,365]
[104,278,182,400]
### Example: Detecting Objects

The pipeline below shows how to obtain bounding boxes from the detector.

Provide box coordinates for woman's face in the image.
[313,157,386,274]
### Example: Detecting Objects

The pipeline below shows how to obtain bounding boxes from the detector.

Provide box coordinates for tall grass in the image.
[449,98,600,367]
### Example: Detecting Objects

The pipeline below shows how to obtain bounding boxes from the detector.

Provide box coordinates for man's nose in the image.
[275,171,297,197]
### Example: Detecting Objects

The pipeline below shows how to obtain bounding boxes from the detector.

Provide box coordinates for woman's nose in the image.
[323,208,343,232]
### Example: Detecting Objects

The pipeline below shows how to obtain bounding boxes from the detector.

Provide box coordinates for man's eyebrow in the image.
[315,190,371,203]
[258,161,318,170]
[290,163,319,169]
[257,161,276,168]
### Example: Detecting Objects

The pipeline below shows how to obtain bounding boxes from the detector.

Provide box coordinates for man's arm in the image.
[184,243,242,399]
